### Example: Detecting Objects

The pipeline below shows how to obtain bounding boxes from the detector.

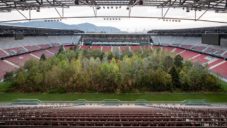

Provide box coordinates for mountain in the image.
[10,21,124,33]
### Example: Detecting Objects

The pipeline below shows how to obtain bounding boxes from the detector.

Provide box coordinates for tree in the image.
[40,54,46,61]
[169,66,180,89]
[163,56,174,71]
[174,55,183,68]
[58,45,65,54]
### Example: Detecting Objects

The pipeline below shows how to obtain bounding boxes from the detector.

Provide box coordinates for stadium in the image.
[0,0,227,127]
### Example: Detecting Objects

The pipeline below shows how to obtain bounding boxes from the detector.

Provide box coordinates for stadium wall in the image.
[221,38,227,47]
[151,36,201,45]
[0,36,81,49]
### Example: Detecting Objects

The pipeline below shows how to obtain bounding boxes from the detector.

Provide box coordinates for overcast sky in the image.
[0,6,227,32]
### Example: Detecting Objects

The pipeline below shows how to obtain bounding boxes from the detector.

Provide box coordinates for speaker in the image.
[139,0,143,5]
[74,0,79,5]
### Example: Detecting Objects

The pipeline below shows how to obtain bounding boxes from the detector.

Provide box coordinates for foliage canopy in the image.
[6,48,223,93]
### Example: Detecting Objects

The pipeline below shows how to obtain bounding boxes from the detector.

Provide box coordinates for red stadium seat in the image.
[6,54,38,67]
[211,61,227,79]
[102,46,112,52]
[32,50,54,58]
[0,49,8,58]
[180,50,200,60]
[0,60,17,80]
[191,54,210,64]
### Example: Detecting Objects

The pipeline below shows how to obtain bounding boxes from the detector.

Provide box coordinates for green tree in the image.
[40,54,46,61]
[169,66,180,89]
[163,56,174,71]
[58,45,65,54]
[174,55,183,68]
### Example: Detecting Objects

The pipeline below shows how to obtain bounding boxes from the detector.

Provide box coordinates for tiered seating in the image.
[0,49,8,58]
[0,105,226,127]
[213,49,225,56]
[24,45,41,52]
[223,52,227,59]
[32,50,54,58]
[38,44,50,49]
[173,48,185,54]
[211,61,227,79]
[120,46,130,52]
[191,54,210,64]
[162,47,175,52]
[5,47,27,55]
[207,58,224,67]
[47,47,60,54]
[130,46,141,51]
[91,46,102,51]
[5,54,37,67]
[102,46,111,52]
[191,46,207,51]
[180,44,193,49]
[141,45,152,50]
[180,51,200,60]
[204,48,218,54]
[0,60,17,80]
[80,45,90,50]
[64,45,74,50]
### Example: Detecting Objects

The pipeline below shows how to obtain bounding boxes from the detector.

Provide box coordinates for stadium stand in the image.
[130,46,141,52]
[91,46,102,51]
[0,104,227,127]
[46,46,61,54]
[5,54,38,67]
[162,46,175,52]
[4,47,27,55]
[179,50,199,60]
[24,45,42,52]
[120,46,130,52]
[190,54,211,64]
[0,36,81,49]
[207,58,224,67]
[191,46,207,51]
[210,62,227,79]
[31,50,55,58]
[102,46,112,52]
[0,49,8,58]
[0,60,17,80]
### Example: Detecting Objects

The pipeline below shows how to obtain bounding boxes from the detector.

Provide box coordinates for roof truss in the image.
[0,0,226,12]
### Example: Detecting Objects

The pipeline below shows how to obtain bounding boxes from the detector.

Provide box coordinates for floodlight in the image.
[186,7,190,12]
[139,0,143,5]
[75,0,79,5]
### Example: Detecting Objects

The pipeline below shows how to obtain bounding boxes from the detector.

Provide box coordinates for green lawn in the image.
[0,92,227,103]
[1,81,227,103]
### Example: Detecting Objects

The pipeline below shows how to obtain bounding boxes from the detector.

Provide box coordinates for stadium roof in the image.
[148,25,227,36]
[0,0,226,12]
[0,24,83,36]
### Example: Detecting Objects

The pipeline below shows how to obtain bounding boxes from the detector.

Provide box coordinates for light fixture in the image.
[74,0,79,5]
[36,7,40,12]
[186,7,190,12]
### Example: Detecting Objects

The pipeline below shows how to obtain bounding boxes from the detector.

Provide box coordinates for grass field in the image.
[0,92,227,103]
[0,81,227,103]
